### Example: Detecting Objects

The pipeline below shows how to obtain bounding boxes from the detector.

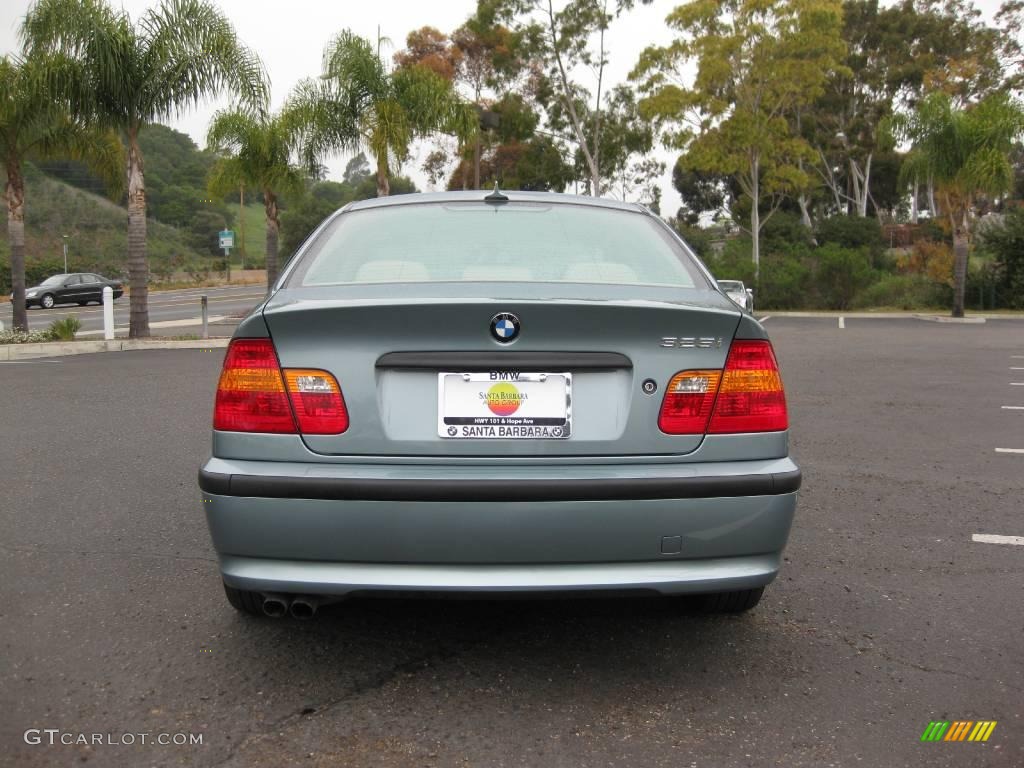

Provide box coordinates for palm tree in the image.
[207,109,306,287]
[22,0,268,337]
[889,92,1024,317]
[289,30,476,197]
[1,52,122,331]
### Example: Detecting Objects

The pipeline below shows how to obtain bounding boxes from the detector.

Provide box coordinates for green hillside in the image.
[0,163,207,293]
[234,201,268,268]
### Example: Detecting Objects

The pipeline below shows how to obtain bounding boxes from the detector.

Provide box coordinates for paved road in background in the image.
[1,317,1022,767]
[2,283,264,336]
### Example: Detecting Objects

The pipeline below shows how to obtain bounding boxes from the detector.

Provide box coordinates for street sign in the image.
[218,230,235,249]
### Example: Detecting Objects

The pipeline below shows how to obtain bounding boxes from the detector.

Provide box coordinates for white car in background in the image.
[717,280,754,312]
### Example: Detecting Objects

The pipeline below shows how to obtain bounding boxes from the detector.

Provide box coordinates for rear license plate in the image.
[437,372,572,439]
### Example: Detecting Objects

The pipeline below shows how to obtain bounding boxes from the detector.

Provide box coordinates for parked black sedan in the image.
[18,273,124,309]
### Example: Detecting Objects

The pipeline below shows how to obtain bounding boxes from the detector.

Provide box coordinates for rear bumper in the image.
[219,554,784,596]
[199,456,799,596]
[198,465,800,501]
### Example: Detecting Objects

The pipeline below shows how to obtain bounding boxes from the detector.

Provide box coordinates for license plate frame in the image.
[437,371,572,439]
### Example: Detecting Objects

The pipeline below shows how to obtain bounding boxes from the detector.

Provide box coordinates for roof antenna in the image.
[484,182,509,204]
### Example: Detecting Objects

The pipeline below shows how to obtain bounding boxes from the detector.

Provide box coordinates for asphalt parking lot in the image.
[1,316,1022,767]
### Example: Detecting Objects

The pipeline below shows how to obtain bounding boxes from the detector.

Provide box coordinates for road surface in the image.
[1,317,1022,767]
[3,284,264,336]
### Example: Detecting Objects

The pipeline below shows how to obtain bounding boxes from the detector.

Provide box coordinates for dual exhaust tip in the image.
[262,593,319,619]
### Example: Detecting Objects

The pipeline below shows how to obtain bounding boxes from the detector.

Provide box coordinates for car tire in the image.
[693,586,764,613]
[40,293,55,309]
[223,582,265,616]
[78,301,88,306]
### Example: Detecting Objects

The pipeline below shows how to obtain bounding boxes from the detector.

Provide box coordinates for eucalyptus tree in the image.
[207,109,306,286]
[22,0,268,338]
[491,0,653,196]
[290,30,476,197]
[631,0,847,273]
[1,52,122,331]
[887,92,1024,317]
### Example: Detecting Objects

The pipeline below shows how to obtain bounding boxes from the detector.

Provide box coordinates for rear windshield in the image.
[285,202,708,289]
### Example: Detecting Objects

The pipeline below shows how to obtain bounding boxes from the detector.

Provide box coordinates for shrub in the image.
[979,208,1024,309]
[758,249,813,309]
[672,221,714,258]
[48,316,81,341]
[705,238,757,287]
[0,328,58,344]
[814,245,875,310]
[816,216,884,260]
[851,274,950,310]
[898,240,954,286]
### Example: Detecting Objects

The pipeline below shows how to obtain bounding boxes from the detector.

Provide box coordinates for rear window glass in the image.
[286,202,707,289]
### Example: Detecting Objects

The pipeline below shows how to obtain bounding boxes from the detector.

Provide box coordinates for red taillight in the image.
[658,370,722,434]
[214,339,295,433]
[213,339,348,434]
[283,369,348,434]
[658,339,788,435]
[708,340,788,433]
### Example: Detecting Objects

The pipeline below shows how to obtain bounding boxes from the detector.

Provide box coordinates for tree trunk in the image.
[5,160,28,331]
[375,155,390,197]
[264,189,279,288]
[950,209,969,318]
[473,134,481,189]
[545,0,600,197]
[126,131,149,338]
[911,176,919,224]
[751,204,760,279]
[750,154,761,280]
[859,154,872,217]
[926,175,937,218]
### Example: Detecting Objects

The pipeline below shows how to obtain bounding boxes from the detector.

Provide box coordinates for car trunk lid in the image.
[262,284,741,457]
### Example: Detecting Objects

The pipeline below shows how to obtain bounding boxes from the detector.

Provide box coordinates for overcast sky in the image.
[0,0,1007,216]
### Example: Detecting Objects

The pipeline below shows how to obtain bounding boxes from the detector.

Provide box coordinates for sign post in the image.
[218,230,234,282]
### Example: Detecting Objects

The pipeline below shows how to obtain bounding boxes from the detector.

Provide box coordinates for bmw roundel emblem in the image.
[490,312,520,343]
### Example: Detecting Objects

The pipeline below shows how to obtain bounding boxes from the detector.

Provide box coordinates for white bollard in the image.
[102,285,114,340]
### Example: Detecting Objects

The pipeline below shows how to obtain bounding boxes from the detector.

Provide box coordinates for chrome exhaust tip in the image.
[261,593,289,618]
[289,596,319,619]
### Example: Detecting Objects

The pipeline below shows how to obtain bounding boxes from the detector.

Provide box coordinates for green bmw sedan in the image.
[198,190,800,619]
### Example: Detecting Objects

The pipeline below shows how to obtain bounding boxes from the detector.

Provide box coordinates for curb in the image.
[912,314,986,324]
[761,311,1020,320]
[1,337,230,361]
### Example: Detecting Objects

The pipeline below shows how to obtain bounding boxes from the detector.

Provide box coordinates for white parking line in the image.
[1002,406,1024,410]
[758,315,772,323]
[972,534,1024,546]
[1012,367,1024,371]
[0,360,62,364]
[1013,383,1024,386]
[838,316,845,329]
[994,448,1024,454]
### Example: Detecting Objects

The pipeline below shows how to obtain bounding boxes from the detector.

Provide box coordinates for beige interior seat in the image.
[353,260,431,283]
[461,265,535,281]
[562,262,639,284]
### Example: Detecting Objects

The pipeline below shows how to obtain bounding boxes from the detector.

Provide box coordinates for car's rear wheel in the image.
[78,301,88,306]
[693,587,764,613]
[40,293,55,309]
[223,582,265,616]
